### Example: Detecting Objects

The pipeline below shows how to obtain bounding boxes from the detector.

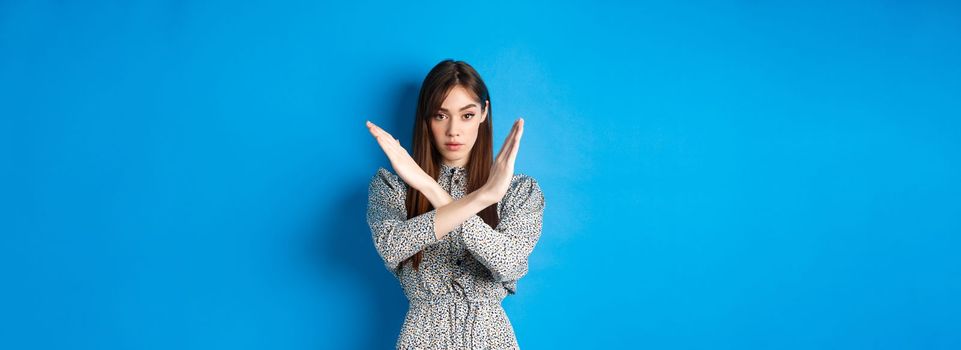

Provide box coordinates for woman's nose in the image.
[446,120,460,136]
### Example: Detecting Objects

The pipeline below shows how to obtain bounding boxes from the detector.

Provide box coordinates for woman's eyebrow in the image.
[438,103,477,112]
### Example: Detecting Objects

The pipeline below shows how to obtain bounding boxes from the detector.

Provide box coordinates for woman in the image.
[365,59,545,349]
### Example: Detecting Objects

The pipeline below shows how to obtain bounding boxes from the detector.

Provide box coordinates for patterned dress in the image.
[366,162,545,349]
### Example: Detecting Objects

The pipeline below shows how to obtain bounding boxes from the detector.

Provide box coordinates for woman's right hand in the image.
[481,118,524,205]
[366,120,437,194]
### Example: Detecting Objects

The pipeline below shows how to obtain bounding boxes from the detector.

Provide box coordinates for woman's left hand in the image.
[366,120,436,193]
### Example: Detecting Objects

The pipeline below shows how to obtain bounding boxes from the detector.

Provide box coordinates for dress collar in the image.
[439,162,466,175]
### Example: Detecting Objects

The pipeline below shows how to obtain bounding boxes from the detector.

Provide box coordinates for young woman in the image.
[365,59,545,349]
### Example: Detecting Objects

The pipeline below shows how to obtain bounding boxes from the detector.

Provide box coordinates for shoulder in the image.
[509,173,542,193]
[503,173,545,209]
[369,167,407,194]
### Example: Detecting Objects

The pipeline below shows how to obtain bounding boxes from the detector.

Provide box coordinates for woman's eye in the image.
[435,114,447,120]
[463,113,475,119]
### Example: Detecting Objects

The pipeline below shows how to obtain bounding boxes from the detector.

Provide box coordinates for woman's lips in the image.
[445,143,463,151]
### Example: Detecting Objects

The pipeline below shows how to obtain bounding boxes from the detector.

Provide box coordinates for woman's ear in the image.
[482,100,490,122]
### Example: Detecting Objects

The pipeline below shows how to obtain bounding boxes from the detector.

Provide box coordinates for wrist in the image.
[473,186,498,207]
[411,173,437,195]
[422,181,452,207]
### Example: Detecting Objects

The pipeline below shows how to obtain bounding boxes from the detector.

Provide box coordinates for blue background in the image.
[2,0,960,349]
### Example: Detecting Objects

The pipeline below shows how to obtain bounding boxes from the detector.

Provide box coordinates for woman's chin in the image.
[441,153,468,165]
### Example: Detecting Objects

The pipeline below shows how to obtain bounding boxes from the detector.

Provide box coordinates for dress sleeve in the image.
[459,175,545,282]
[366,167,440,274]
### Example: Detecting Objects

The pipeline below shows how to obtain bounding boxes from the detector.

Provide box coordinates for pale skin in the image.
[366,85,525,240]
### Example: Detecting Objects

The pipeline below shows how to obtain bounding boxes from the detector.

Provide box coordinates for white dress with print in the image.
[367,163,545,349]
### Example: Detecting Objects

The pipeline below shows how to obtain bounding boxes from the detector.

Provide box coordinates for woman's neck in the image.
[442,159,467,168]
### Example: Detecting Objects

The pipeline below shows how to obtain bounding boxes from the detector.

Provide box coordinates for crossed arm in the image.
[422,182,496,240]
[365,118,524,240]
[367,166,545,281]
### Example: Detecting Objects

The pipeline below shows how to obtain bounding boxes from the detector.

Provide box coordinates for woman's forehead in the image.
[440,86,480,110]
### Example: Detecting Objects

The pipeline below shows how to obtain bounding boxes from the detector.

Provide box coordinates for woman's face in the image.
[430,85,489,167]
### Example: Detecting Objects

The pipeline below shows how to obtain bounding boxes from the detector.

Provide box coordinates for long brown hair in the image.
[401,59,500,271]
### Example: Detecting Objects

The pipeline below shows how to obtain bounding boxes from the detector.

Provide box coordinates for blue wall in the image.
[2,0,959,349]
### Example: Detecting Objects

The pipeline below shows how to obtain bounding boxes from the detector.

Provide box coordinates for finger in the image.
[374,131,394,152]
[380,128,396,143]
[502,119,520,163]
[374,125,389,136]
[374,132,393,156]
[377,130,402,153]
[368,122,390,142]
[507,118,524,163]
[496,119,520,162]
[369,123,399,149]
[368,123,406,163]
[500,118,521,161]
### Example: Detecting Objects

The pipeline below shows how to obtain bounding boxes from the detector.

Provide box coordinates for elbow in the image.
[371,234,403,273]
[383,260,401,274]
[490,259,529,282]
[377,251,404,275]
[374,244,404,273]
